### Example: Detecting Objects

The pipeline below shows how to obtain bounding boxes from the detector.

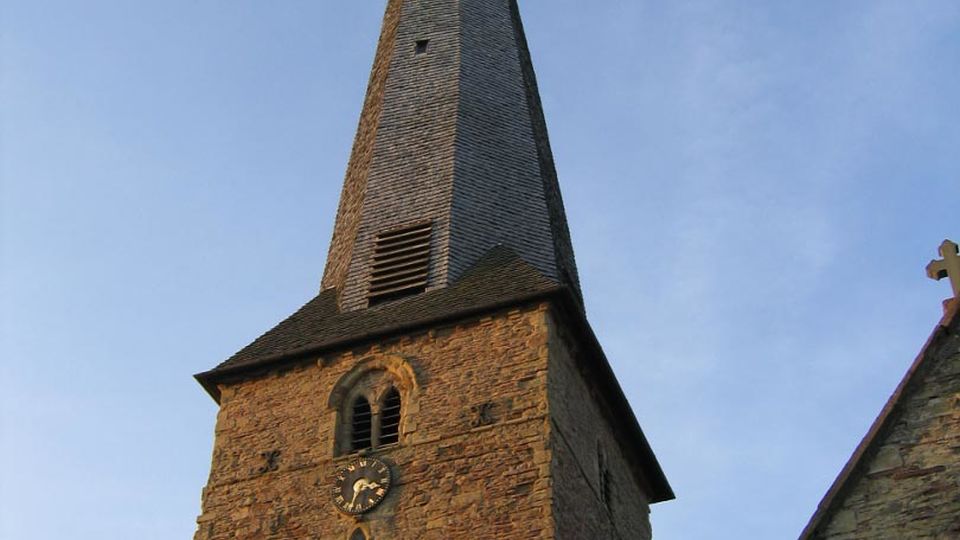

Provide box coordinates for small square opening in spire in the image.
[415,40,430,55]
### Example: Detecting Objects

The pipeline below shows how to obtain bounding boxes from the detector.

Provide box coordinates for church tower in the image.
[193,1,673,538]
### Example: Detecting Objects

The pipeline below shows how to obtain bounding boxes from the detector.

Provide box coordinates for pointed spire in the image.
[322,0,581,312]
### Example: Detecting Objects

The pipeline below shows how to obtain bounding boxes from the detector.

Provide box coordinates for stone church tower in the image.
[193,1,673,538]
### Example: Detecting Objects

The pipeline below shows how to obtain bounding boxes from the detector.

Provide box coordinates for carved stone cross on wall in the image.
[926,239,960,298]
[469,402,496,428]
[258,450,281,475]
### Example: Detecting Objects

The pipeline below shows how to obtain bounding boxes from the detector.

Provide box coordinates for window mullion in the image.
[371,410,382,449]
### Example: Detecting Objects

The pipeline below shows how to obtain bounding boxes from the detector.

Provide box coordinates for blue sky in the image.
[1,1,958,538]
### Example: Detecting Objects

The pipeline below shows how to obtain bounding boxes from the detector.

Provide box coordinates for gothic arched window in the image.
[330,357,420,456]
[351,395,373,452]
[379,387,402,446]
[341,382,405,455]
[349,528,367,540]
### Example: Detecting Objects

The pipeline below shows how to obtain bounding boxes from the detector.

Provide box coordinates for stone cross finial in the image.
[926,239,960,298]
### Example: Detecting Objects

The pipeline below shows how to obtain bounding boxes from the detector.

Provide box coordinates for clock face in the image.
[331,457,392,515]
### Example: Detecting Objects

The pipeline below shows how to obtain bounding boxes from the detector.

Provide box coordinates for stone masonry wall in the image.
[195,304,555,539]
[546,310,653,540]
[814,315,960,539]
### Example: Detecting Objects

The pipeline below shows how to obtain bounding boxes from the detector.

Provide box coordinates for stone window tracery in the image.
[330,357,419,457]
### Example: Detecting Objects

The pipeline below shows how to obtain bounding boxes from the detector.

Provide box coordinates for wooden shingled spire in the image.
[320,0,581,312]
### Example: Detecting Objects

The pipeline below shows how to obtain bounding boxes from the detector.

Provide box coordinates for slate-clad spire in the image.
[322,0,581,312]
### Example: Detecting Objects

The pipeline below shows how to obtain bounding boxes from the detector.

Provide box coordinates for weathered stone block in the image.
[868,446,903,474]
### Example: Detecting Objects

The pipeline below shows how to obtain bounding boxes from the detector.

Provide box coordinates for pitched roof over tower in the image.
[322,0,581,312]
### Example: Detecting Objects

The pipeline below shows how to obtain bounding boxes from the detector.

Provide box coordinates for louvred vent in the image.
[351,396,372,452]
[368,222,432,305]
[379,388,401,446]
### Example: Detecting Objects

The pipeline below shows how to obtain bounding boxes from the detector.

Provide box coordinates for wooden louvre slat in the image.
[368,222,432,305]
[369,241,431,262]
[374,234,430,250]
[369,256,429,276]
[374,223,431,243]
[370,268,427,290]
[371,250,429,268]
[369,276,430,297]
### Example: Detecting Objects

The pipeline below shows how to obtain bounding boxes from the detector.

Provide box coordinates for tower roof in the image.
[322,0,580,312]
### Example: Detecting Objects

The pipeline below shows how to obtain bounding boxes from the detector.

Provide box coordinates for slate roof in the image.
[320,0,581,312]
[799,301,960,539]
[195,247,674,503]
[198,247,560,392]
